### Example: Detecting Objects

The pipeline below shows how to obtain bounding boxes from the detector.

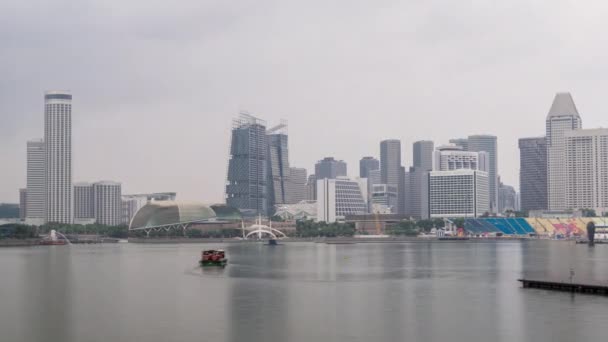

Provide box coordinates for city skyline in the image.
[3,2,608,204]
[0,91,602,205]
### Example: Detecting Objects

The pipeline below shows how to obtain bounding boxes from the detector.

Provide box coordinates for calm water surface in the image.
[1,241,608,342]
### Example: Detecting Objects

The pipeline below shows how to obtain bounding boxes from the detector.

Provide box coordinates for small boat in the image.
[267,239,278,246]
[200,250,228,267]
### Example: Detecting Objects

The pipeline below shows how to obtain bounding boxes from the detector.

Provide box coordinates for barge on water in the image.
[200,250,228,267]
[518,279,608,296]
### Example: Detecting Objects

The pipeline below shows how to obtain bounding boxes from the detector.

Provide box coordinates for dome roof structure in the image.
[129,201,217,229]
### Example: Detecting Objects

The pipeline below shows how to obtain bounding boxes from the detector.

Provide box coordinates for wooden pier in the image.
[518,279,608,295]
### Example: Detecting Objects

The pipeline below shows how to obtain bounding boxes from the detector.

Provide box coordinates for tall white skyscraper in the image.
[565,128,608,214]
[546,92,582,210]
[44,91,73,224]
[93,181,122,226]
[26,139,45,222]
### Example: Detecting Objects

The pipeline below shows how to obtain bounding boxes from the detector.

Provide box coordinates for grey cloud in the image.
[2,0,608,203]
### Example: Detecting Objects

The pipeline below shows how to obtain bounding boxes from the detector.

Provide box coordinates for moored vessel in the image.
[200,250,228,267]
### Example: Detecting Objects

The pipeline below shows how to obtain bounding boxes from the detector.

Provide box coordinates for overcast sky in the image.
[2,0,608,204]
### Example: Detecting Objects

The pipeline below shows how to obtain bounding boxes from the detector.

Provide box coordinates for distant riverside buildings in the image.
[413,141,434,171]
[370,184,398,212]
[267,123,308,206]
[429,145,490,218]
[225,113,269,216]
[306,174,317,200]
[359,156,379,178]
[451,135,498,212]
[121,192,176,225]
[498,179,518,213]
[44,91,73,223]
[25,139,45,222]
[317,177,367,223]
[19,188,27,220]
[546,93,582,211]
[380,139,401,190]
[518,137,548,211]
[73,181,124,225]
[565,128,608,212]
[429,170,489,218]
[407,140,434,219]
[315,157,347,179]
[225,113,307,216]
[93,181,122,226]
[74,182,94,220]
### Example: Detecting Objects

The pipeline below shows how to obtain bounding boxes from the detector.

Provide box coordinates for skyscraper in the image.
[74,182,94,219]
[408,140,434,219]
[359,156,380,178]
[306,174,317,200]
[19,188,27,220]
[266,122,308,206]
[412,141,434,171]
[286,167,308,204]
[429,146,490,218]
[44,91,73,223]
[93,181,122,226]
[315,157,347,179]
[26,139,45,222]
[449,138,469,151]
[546,92,582,210]
[518,137,548,212]
[226,113,269,216]
[380,139,401,187]
[467,135,498,213]
[565,128,608,213]
[498,179,518,213]
[267,127,290,206]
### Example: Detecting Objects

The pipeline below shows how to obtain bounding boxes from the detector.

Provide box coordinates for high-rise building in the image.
[266,122,307,207]
[433,145,489,172]
[226,113,268,216]
[367,169,381,211]
[359,156,380,178]
[74,182,94,219]
[371,184,398,212]
[449,138,469,151]
[19,188,27,220]
[93,181,122,226]
[565,128,608,214]
[286,167,308,204]
[315,157,347,179]
[413,141,434,171]
[267,126,289,206]
[498,179,518,213]
[429,170,489,218]
[26,139,45,221]
[306,174,317,201]
[44,91,73,224]
[408,140,434,219]
[448,136,498,212]
[380,140,401,187]
[429,146,490,218]
[467,135,498,212]
[518,137,548,212]
[317,177,368,223]
[546,92,582,210]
